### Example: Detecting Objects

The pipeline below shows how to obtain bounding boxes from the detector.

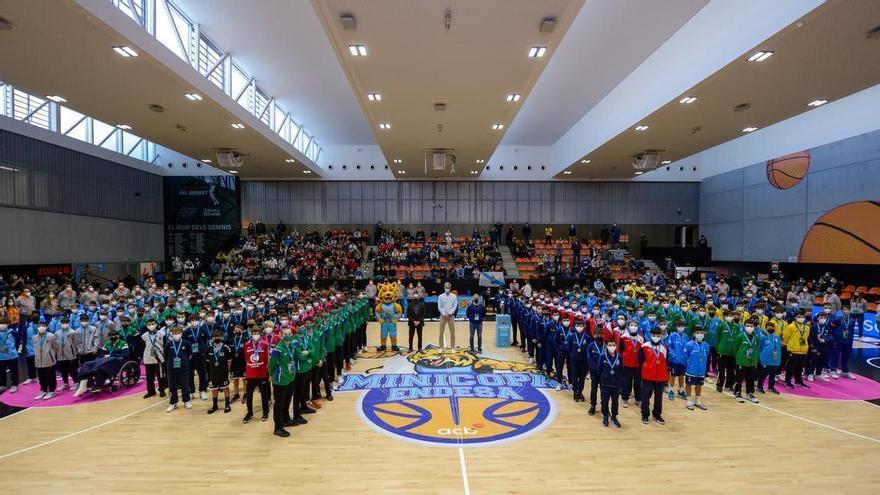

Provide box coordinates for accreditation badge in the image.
[173,357,182,369]
[192,343,200,353]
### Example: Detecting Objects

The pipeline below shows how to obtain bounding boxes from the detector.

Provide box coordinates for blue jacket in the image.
[587,341,603,372]
[556,325,573,353]
[809,321,833,349]
[22,322,36,356]
[184,324,210,355]
[599,350,623,388]
[544,320,560,352]
[665,331,690,365]
[0,326,18,360]
[834,314,857,345]
[683,340,709,377]
[758,332,782,366]
[567,330,592,362]
[466,303,486,324]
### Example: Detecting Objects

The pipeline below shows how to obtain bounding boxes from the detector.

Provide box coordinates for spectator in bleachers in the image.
[611,223,622,245]
[568,224,576,240]
[522,223,532,242]
[544,225,553,245]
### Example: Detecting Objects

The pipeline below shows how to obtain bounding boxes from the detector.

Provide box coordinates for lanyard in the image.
[212,344,224,363]
[603,351,620,369]
[252,341,262,357]
[39,334,46,350]
[574,332,586,349]
[171,339,183,358]
[148,331,159,348]
[190,327,200,342]
[233,334,243,351]
[816,323,828,339]
[743,332,755,348]
[649,345,662,361]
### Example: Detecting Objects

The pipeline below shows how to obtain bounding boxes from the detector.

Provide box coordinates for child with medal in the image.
[732,317,761,403]
[757,321,782,394]
[683,326,710,410]
[807,312,832,382]
[566,315,592,403]
[163,326,192,412]
[228,324,247,403]
[782,313,811,388]
[268,325,297,438]
[206,329,232,414]
[638,326,669,425]
[243,325,270,423]
[599,339,623,427]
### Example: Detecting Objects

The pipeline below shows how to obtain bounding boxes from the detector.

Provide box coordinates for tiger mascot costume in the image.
[375,282,403,352]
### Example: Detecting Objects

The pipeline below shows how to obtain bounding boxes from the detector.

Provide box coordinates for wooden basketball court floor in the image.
[1,321,879,494]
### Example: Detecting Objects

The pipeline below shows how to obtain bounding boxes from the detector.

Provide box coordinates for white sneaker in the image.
[820,373,830,381]
[184,401,193,409]
[807,374,814,382]
[61,383,70,391]
[43,392,56,400]
[23,378,34,385]
[555,384,562,391]
[199,391,208,401]
[34,392,46,400]
[9,386,17,393]
[830,371,840,379]
[845,372,857,380]
[747,394,760,404]
[166,404,177,413]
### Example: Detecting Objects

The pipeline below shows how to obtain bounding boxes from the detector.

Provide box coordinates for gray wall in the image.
[242,180,699,228]
[700,129,880,262]
[0,129,164,264]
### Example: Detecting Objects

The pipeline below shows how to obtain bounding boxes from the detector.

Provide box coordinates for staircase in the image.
[499,246,521,279]
[640,258,661,274]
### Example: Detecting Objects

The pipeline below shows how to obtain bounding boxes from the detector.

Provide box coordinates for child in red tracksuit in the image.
[639,326,669,425]
[619,320,643,407]
[243,326,270,423]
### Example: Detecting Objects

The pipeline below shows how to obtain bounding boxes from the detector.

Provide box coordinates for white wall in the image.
[0,206,164,265]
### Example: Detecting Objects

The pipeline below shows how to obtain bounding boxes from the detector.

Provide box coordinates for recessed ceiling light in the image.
[470,171,478,175]
[184,93,203,101]
[506,93,521,102]
[303,170,312,174]
[807,99,828,107]
[491,123,504,130]
[202,159,212,163]
[229,170,238,174]
[367,92,382,101]
[231,123,245,129]
[46,95,67,103]
[476,159,485,164]
[580,159,590,164]
[379,122,391,129]
[661,160,672,165]
[393,159,402,164]
[349,44,367,56]
[742,126,758,133]
[634,125,649,131]
[528,46,547,58]
[398,170,406,174]
[634,171,644,175]
[285,158,296,163]
[679,96,698,104]
[115,124,132,130]
[563,171,572,175]
[747,51,773,62]
[112,46,139,57]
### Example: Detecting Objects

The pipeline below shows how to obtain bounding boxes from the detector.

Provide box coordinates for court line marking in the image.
[721,391,880,444]
[458,446,471,495]
[0,407,30,422]
[0,400,165,461]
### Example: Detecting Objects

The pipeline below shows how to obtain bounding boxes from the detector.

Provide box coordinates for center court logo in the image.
[335,346,558,448]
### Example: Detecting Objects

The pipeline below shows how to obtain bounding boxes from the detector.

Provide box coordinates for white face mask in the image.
[99,315,107,320]
[251,334,261,341]
[628,326,638,334]
[552,315,559,322]
[745,326,755,334]
[823,308,831,314]
[725,317,733,322]
[575,325,584,332]
[774,313,784,319]
[61,324,70,329]
[796,317,805,323]
[606,345,617,353]
[659,324,668,330]
[651,336,661,344]
[698,311,706,317]
[147,324,157,331]
[694,333,705,342]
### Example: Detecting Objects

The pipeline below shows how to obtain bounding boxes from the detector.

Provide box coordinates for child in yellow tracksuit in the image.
[782,312,810,388]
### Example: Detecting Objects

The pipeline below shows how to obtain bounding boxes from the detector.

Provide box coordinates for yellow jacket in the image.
[783,322,810,354]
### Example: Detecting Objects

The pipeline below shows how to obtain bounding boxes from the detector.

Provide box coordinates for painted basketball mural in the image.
[799,201,880,264]
[766,150,810,190]
[336,346,558,448]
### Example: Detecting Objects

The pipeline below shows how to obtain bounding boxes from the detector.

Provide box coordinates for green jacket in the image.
[715,321,738,356]
[268,336,298,385]
[295,329,317,372]
[733,331,760,367]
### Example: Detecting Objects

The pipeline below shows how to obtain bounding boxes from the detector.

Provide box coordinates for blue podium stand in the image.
[495,314,511,347]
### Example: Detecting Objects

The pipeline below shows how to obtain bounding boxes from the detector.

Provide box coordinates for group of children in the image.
[499,280,862,428]
[0,282,371,439]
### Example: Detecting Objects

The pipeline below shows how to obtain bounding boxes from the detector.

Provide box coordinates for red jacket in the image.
[640,343,668,382]
[244,339,269,379]
[620,335,643,368]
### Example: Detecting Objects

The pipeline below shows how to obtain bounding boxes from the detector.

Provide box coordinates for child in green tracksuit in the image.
[732,316,761,404]
[310,318,329,405]
[714,311,737,393]
[268,328,297,438]
[293,325,316,422]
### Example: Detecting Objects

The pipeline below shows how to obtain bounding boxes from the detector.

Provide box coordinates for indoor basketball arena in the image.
[1,1,880,494]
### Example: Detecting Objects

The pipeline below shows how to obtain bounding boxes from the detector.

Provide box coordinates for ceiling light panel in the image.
[349,44,367,56]
[747,51,773,62]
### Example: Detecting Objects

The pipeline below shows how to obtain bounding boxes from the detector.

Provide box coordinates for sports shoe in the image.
[8,386,17,393]
[641,416,649,424]
[820,373,830,381]
[602,416,610,427]
[694,401,708,410]
[735,394,745,403]
[667,389,675,401]
[242,412,253,423]
[184,401,193,409]
[166,404,177,413]
[207,405,218,415]
[653,416,666,425]
[845,372,856,380]
[769,388,780,395]
[199,391,208,400]
[686,400,694,410]
[43,392,56,399]
[611,417,621,428]
[807,374,814,382]
[61,383,70,391]
[273,428,290,438]
[830,371,840,379]
[588,406,596,416]
[302,406,317,415]
[677,390,687,400]
[261,413,269,421]
[747,394,759,404]
[23,378,34,385]
[143,392,156,399]
[34,392,46,400]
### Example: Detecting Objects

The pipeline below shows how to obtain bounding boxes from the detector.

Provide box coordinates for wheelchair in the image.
[84,360,142,394]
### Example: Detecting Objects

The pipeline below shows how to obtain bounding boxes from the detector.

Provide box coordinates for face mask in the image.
[651,336,661,344]
[698,311,706,317]
[796,317,806,323]
[190,321,199,327]
[213,337,222,343]
[628,326,638,334]
[823,308,831,314]
[61,324,70,329]
[172,334,182,342]
[767,328,776,334]
[99,315,108,320]
[177,317,186,323]
[662,303,670,309]
[637,310,645,316]
[745,326,755,334]
[206,316,215,322]
[575,325,584,332]
[818,319,827,325]
[659,324,668,330]
[165,320,174,326]
[606,345,617,353]
[616,318,625,325]
[774,313,784,319]
[648,316,656,322]
[725,317,733,322]
[562,320,570,327]
[251,334,261,341]
[147,324,157,331]
[694,333,705,342]
[676,326,685,333]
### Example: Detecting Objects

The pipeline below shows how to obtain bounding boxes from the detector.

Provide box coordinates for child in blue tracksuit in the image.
[683,326,709,410]
[556,315,574,388]
[20,317,37,384]
[586,331,604,416]
[567,318,592,402]
[466,296,486,353]
[544,312,561,380]
[599,341,623,427]
[830,308,856,379]
[665,323,690,400]
[0,319,19,393]
[756,321,782,394]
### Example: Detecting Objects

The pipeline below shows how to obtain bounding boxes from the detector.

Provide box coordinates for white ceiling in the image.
[177,0,376,146]
[502,0,709,146]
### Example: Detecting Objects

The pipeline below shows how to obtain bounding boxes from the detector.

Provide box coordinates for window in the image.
[59,105,89,142]
[198,34,225,90]
[12,89,51,130]
[255,86,271,125]
[155,0,193,63]
[114,0,146,27]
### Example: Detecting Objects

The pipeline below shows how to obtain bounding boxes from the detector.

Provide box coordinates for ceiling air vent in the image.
[0,16,13,30]
[434,103,446,111]
[734,103,751,112]
[540,17,557,33]
[866,25,880,40]
[148,104,165,113]
[339,14,356,30]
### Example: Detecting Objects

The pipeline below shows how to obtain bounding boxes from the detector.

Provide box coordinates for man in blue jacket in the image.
[567,316,592,403]
[586,330,604,416]
[466,295,486,353]
[599,339,622,427]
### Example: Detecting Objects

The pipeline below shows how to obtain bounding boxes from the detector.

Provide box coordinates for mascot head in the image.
[378,282,397,305]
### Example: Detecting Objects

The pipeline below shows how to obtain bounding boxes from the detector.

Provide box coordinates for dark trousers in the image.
[24,355,36,379]
[757,364,778,390]
[359,322,368,349]
[785,353,807,385]
[807,347,829,375]
[589,369,600,406]
[37,366,56,392]
[293,370,311,418]
[58,358,78,384]
[326,351,337,383]
[166,365,191,405]
[188,355,207,393]
[334,346,344,377]
[830,344,853,373]
[734,365,757,395]
[79,352,98,365]
[0,358,19,387]
[511,320,519,345]
[272,383,293,430]
[246,377,270,415]
[527,334,535,358]
[145,362,166,394]
[312,363,332,399]
[555,353,570,384]
[601,386,620,418]
[408,324,423,350]
[621,366,641,401]
[469,323,483,352]
[854,314,865,338]
[708,347,718,374]
[570,359,587,394]
[640,379,665,419]
[717,354,735,390]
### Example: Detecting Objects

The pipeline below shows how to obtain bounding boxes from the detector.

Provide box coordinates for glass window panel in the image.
[168,3,194,64]
[155,0,187,61]
[198,35,225,89]
[59,105,86,134]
